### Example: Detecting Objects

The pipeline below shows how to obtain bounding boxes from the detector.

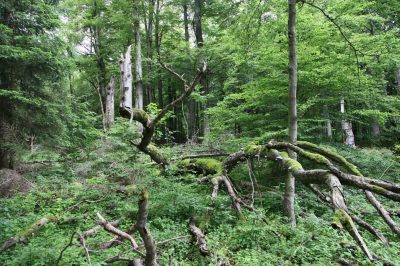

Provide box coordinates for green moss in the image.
[332,209,354,230]
[141,190,148,200]
[298,141,362,176]
[17,215,58,238]
[193,158,224,176]
[301,150,331,165]
[125,184,137,195]
[279,151,304,172]
[244,144,262,156]
[178,158,224,176]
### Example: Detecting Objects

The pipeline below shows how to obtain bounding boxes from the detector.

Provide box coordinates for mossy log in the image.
[0,215,58,252]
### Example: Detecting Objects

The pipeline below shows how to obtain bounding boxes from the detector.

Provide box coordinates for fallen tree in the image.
[115,60,400,262]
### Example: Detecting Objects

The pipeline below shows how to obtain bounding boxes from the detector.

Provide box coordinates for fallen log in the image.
[0,215,58,252]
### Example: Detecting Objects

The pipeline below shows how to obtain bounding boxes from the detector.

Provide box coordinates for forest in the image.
[0,0,400,265]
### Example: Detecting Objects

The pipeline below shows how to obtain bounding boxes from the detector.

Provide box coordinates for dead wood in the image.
[188,218,210,256]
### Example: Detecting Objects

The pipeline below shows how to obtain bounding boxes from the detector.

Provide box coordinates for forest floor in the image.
[1,136,400,265]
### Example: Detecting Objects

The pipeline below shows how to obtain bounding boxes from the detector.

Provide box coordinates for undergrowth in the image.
[0,138,400,265]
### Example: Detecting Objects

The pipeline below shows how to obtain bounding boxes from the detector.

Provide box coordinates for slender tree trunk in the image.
[134,0,144,111]
[183,3,197,142]
[105,77,115,130]
[91,1,107,114]
[193,0,209,142]
[154,0,165,140]
[285,0,297,227]
[340,98,355,147]
[395,67,400,96]
[144,0,155,104]
[0,119,15,169]
[183,4,190,43]
[120,45,133,110]
[371,119,380,138]
[323,105,332,139]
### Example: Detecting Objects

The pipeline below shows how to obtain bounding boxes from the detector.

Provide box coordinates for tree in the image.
[285,0,298,226]
[0,0,68,168]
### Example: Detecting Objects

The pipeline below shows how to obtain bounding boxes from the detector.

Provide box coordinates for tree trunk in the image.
[91,1,107,114]
[145,0,155,104]
[193,0,209,142]
[105,77,115,130]
[183,3,198,141]
[120,45,133,110]
[340,98,355,147]
[155,0,162,110]
[183,4,190,43]
[395,67,400,96]
[286,0,297,227]
[134,0,144,111]
[323,105,332,139]
[371,119,380,138]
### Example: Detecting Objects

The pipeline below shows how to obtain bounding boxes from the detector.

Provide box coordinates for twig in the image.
[79,233,92,266]
[55,232,77,265]
[105,235,189,264]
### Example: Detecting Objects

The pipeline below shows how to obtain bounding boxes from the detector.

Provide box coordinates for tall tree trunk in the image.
[285,0,297,227]
[134,0,144,111]
[184,3,197,141]
[91,1,107,114]
[193,0,209,142]
[144,0,155,104]
[105,77,115,130]
[340,98,356,147]
[120,45,133,110]
[0,119,15,169]
[395,67,400,96]
[183,3,190,43]
[324,105,332,139]
[371,119,380,138]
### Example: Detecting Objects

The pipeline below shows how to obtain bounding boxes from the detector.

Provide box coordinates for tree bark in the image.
[183,4,190,43]
[120,45,133,110]
[371,119,380,138]
[144,0,155,104]
[183,2,198,141]
[193,0,209,142]
[323,105,332,139]
[105,77,115,130]
[155,0,163,110]
[395,67,400,96]
[340,98,355,147]
[134,0,144,111]
[286,0,298,227]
